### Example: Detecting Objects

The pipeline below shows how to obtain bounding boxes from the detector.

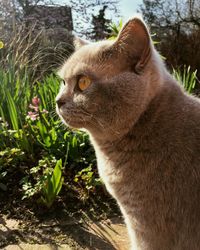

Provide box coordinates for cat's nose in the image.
[56,98,66,108]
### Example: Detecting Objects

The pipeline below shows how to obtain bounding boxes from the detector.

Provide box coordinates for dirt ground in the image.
[0,215,130,250]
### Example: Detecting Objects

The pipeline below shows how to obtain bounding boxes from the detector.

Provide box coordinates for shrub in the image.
[0,64,96,208]
[173,65,198,94]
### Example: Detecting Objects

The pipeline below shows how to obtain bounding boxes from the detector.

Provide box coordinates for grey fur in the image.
[56,16,200,250]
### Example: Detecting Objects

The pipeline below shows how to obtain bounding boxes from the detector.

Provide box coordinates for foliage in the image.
[20,156,64,208]
[0,41,4,49]
[173,66,197,94]
[20,155,58,200]
[0,62,96,208]
[90,6,112,41]
[140,0,200,30]
[40,159,64,208]
[0,24,73,82]
[139,0,200,75]
[108,19,123,40]
[69,0,119,38]
[0,147,25,191]
[74,165,102,200]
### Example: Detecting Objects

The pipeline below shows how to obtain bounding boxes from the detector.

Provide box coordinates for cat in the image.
[56,15,200,250]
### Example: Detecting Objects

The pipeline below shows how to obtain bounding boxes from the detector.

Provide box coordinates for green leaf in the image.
[51,159,62,193]
[44,135,51,147]
[0,41,4,49]
[55,176,64,196]
[41,159,63,208]
[50,128,57,141]
[6,91,19,131]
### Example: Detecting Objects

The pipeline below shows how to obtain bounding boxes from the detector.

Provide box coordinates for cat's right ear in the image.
[113,16,151,73]
[73,36,89,50]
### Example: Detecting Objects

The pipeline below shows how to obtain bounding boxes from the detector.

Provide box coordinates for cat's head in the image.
[56,16,164,140]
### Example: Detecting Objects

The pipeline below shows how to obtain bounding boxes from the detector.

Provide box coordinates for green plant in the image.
[1,24,72,82]
[40,159,64,208]
[173,65,197,93]
[0,147,25,191]
[108,20,123,40]
[74,165,102,200]
[0,28,101,211]
[0,41,4,49]
[21,157,64,208]
[20,156,56,199]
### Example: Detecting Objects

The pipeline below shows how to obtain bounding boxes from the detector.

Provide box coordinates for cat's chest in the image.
[94,143,161,204]
[97,153,121,181]
[95,148,129,197]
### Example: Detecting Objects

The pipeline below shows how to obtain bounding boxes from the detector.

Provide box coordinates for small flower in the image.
[27,111,39,121]
[29,104,39,112]
[27,96,49,121]
[32,96,40,106]
[0,41,4,49]
[3,121,8,127]
[42,109,48,114]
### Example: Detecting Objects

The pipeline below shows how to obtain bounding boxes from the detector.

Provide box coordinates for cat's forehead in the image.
[58,40,112,79]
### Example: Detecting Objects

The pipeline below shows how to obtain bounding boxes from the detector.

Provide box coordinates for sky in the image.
[119,0,143,21]
[53,0,143,21]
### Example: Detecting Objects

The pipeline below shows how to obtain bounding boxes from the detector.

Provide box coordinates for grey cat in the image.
[56,16,200,250]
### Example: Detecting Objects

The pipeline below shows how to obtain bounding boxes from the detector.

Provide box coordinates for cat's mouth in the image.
[56,106,91,129]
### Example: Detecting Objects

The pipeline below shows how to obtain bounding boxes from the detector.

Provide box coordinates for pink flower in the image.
[32,96,40,106]
[29,104,39,112]
[27,96,49,121]
[27,111,39,121]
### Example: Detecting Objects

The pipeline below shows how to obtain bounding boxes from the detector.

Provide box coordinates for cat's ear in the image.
[73,36,89,50]
[114,16,151,73]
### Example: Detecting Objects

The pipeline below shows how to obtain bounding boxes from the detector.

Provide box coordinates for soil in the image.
[0,187,130,250]
[0,214,130,250]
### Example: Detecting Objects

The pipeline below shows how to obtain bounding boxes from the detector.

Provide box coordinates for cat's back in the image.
[132,79,200,249]
[157,76,200,154]
[136,76,200,187]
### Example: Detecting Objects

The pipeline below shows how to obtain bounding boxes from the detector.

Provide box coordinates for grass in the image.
[0,63,98,208]
[173,65,197,94]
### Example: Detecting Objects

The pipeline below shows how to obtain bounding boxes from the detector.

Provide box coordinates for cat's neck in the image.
[89,74,182,156]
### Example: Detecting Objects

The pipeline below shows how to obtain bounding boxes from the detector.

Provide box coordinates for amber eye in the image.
[78,76,92,91]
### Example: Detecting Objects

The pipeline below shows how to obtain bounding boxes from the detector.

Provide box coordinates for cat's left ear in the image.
[113,16,151,73]
[73,36,89,50]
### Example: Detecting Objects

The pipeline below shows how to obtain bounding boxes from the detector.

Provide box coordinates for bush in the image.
[0,64,96,208]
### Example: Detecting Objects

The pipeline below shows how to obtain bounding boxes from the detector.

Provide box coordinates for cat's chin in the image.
[62,119,83,129]
[58,114,87,129]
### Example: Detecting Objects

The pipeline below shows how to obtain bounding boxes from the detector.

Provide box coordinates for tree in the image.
[14,0,54,15]
[139,0,200,75]
[69,0,119,38]
[140,0,200,34]
[90,5,111,40]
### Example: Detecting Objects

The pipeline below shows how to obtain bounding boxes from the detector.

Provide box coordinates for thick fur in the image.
[56,16,200,250]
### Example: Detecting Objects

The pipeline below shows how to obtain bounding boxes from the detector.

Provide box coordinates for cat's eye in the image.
[78,76,92,91]
[62,80,65,85]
